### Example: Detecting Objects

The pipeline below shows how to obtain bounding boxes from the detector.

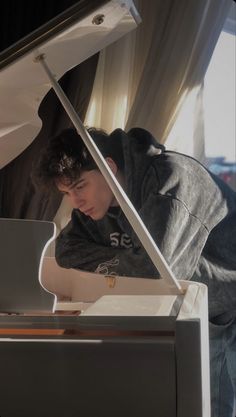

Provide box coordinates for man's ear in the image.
[105,157,118,175]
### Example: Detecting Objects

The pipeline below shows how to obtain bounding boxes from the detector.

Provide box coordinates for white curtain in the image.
[165,82,206,162]
[84,31,136,132]
[86,0,231,147]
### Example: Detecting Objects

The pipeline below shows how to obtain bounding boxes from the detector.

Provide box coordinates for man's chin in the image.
[90,212,105,221]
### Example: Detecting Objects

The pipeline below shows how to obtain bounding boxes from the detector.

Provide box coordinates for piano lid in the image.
[0,0,140,168]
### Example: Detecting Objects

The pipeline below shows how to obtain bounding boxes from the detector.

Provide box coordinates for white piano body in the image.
[0,2,210,416]
[0,218,210,417]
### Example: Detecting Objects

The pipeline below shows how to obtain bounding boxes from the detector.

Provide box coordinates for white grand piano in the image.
[0,1,210,416]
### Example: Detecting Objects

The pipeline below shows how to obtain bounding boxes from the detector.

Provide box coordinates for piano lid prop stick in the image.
[36,53,183,295]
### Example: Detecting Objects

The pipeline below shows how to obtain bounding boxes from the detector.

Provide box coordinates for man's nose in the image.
[70,191,85,209]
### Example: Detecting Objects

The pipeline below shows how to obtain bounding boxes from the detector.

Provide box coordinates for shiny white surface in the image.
[42,256,186,302]
[0,0,138,168]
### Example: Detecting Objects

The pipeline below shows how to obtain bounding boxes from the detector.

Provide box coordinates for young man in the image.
[35,127,236,416]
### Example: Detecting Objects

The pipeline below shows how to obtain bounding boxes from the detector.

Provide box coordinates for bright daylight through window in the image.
[204,2,236,190]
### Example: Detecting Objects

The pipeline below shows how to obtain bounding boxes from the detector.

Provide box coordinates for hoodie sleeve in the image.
[55,212,159,278]
[129,163,212,281]
[136,191,209,280]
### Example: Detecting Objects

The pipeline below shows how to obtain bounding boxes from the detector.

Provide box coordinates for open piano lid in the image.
[0,0,140,168]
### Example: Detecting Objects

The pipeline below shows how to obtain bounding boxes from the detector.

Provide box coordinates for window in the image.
[204,3,236,190]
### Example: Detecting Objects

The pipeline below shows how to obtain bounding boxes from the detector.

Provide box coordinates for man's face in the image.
[56,168,118,220]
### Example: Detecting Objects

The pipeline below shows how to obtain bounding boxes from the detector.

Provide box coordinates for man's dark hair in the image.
[33,127,124,191]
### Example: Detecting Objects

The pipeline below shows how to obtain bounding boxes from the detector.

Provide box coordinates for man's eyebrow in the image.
[69,178,85,189]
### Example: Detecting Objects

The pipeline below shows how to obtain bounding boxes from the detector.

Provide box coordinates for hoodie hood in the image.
[109,127,165,207]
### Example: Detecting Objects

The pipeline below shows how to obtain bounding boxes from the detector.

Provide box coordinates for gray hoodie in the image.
[56,128,236,319]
